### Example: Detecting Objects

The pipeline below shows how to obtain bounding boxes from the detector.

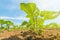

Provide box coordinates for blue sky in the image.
[0,0,27,25]
[0,0,60,25]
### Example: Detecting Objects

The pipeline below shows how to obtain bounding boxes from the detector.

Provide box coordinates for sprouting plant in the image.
[5,20,14,31]
[20,3,60,34]
[0,19,14,31]
[0,19,5,32]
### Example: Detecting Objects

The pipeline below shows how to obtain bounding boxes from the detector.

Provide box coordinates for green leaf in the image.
[41,11,59,20]
[20,3,36,15]
[21,21,28,26]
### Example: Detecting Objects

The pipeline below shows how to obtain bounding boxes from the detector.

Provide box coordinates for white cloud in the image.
[0,16,29,21]
[33,0,60,11]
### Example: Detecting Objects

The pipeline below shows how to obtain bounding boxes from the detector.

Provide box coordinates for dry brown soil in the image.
[0,28,60,40]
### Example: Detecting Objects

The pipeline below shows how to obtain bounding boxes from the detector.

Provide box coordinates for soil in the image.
[0,28,60,40]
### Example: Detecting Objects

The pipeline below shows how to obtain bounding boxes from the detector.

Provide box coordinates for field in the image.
[0,28,60,40]
[0,3,60,40]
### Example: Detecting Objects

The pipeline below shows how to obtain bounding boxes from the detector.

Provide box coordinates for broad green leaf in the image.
[20,3,36,15]
[41,11,59,20]
[28,3,36,13]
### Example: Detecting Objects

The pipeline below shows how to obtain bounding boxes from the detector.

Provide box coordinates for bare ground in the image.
[0,28,60,40]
